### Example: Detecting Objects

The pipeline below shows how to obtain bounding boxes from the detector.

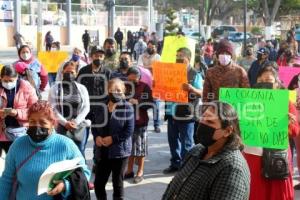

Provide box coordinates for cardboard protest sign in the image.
[38,51,69,73]
[278,67,300,88]
[152,62,188,103]
[161,36,196,66]
[219,88,289,149]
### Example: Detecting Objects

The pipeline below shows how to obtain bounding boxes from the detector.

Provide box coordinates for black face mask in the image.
[253,82,273,89]
[108,93,123,103]
[147,48,155,55]
[176,59,184,63]
[196,123,218,147]
[246,50,252,56]
[120,60,129,69]
[93,59,103,67]
[63,72,76,82]
[257,54,263,60]
[27,126,49,143]
[105,48,115,57]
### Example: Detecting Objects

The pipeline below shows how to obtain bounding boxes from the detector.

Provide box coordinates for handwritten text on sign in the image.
[219,88,289,149]
[152,62,188,103]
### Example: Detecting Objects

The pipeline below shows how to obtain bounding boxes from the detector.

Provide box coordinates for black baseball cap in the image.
[257,47,270,55]
[90,46,105,55]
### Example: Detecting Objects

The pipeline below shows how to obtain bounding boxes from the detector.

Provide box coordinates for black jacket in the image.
[54,168,91,200]
[114,31,124,42]
[77,64,111,125]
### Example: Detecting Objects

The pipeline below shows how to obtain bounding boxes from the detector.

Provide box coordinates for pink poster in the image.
[279,67,300,88]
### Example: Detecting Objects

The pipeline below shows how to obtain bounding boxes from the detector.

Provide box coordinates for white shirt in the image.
[137,53,161,70]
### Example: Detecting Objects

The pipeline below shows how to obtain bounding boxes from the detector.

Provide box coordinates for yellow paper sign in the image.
[161,36,197,66]
[152,62,188,103]
[38,51,69,73]
[289,90,296,103]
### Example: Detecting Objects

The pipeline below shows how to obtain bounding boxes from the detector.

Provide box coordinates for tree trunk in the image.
[262,0,281,39]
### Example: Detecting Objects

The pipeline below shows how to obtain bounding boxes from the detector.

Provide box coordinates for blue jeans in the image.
[167,118,195,168]
[153,99,160,128]
[74,128,90,158]
[204,57,212,65]
[48,73,57,86]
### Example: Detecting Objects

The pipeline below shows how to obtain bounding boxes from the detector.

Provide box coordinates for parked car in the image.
[212,26,237,38]
[186,31,203,41]
[296,27,300,42]
[228,32,252,42]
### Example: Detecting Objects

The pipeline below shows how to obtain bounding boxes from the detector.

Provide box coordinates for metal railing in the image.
[20,1,149,27]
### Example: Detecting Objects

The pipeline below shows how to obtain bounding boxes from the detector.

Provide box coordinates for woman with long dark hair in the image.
[244,66,298,200]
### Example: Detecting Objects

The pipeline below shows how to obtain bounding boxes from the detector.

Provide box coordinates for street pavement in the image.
[1,48,300,199]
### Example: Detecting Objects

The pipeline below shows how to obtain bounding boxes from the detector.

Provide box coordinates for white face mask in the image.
[2,80,17,90]
[218,54,232,66]
[21,53,31,61]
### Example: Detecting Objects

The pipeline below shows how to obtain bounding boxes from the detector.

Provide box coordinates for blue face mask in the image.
[72,54,80,62]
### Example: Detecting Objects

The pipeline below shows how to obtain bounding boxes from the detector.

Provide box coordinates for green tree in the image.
[164,8,180,36]
[248,0,300,25]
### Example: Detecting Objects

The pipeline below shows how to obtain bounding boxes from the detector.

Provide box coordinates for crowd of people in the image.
[0,26,299,200]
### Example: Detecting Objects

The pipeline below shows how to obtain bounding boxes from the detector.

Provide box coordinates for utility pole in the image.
[67,0,71,45]
[148,0,153,32]
[13,0,21,34]
[243,0,247,56]
[37,0,42,53]
[106,0,115,38]
[29,0,34,25]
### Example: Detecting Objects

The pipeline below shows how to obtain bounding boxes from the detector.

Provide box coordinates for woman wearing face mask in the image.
[14,45,49,96]
[49,61,90,156]
[55,47,88,82]
[0,65,38,154]
[0,100,91,200]
[162,101,250,200]
[277,48,294,67]
[244,66,299,200]
[203,39,250,102]
[94,78,134,200]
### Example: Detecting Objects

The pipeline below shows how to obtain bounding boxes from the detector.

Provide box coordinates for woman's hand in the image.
[96,136,103,147]
[129,98,138,105]
[0,110,6,118]
[102,136,113,147]
[288,113,297,125]
[65,121,77,130]
[47,180,65,196]
[8,109,18,117]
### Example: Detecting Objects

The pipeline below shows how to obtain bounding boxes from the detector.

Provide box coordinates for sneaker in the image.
[163,166,179,174]
[154,127,161,133]
[124,172,134,179]
[88,182,95,190]
[133,175,144,184]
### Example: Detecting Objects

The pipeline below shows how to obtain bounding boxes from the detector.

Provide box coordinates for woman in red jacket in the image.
[244,66,299,200]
